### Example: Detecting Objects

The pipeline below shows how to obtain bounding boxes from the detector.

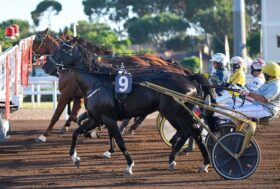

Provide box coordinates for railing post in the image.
[37,84,41,107]
[31,83,35,108]
[53,80,58,111]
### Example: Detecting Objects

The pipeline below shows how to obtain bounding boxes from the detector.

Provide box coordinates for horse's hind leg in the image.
[62,97,83,131]
[70,118,99,168]
[164,115,192,171]
[127,115,147,134]
[192,127,210,172]
[102,116,134,175]
[118,118,132,134]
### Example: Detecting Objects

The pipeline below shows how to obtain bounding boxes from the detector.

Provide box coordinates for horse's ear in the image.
[63,28,68,35]
[43,28,49,34]
[72,36,78,43]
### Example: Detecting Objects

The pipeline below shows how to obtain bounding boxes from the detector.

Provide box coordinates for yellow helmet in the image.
[261,62,280,77]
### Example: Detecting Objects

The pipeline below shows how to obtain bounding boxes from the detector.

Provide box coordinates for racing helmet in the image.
[230,56,245,71]
[262,62,280,77]
[251,58,265,74]
[210,53,227,67]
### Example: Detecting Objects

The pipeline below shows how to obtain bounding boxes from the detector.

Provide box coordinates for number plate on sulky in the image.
[115,73,132,93]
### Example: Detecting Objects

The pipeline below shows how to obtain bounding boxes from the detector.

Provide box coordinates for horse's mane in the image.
[76,38,112,56]
[75,38,113,71]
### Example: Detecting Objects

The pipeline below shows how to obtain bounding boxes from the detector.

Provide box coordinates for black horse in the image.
[45,42,216,174]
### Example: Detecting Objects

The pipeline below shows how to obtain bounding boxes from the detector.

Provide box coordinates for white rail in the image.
[23,76,60,109]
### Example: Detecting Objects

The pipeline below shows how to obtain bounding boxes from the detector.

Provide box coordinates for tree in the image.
[126,13,189,51]
[180,56,201,73]
[189,1,233,53]
[75,20,132,54]
[31,0,62,28]
[165,34,204,52]
[82,0,261,56]
[247,31,260,58]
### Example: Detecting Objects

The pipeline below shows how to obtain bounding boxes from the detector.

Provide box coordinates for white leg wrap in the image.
[125,161,135,175]
[198,164,209,173]
[90,131,98,138]
[103,151,111,158]
[37,135,47,142]
[168,161,177,171]
[71,151,81,163]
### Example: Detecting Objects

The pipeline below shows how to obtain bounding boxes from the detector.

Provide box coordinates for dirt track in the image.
[0,115,280,188]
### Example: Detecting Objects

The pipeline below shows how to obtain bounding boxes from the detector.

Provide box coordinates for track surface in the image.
[0,116,280,188]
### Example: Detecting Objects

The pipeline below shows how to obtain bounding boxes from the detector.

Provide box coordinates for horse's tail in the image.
[186,73,221,133]
[185,73,216,104]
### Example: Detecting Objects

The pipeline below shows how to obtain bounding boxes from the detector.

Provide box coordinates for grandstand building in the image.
[262,0,280,62]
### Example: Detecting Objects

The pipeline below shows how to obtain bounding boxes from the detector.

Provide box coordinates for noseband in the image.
[33,33,48,56]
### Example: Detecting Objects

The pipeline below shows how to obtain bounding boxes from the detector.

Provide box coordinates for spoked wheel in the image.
[156,113,164,130]
[212,132,260,180]
[158,117,189,149]
[205,123,236,157]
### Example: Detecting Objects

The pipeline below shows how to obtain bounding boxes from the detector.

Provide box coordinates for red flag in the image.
[21,42,28,86]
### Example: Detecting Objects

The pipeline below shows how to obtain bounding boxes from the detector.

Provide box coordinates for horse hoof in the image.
[124,162,135,175]
[168,161,176,171]
[128,130,134,135]
[198,164,209,173]
[71,152,81,168]
[103,151,111,159]
[124,169,133,175]
[75,160,80,169]
[36,135,46,143]
[60,126,69,134]
[90,131,100,138]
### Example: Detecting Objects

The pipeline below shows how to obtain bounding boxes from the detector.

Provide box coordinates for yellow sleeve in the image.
[229,70,246,86]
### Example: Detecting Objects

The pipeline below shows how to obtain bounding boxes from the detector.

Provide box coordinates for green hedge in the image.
[180,56,201,73]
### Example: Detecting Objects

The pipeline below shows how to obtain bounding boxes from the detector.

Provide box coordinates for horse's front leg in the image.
[61,97,83,132]
[36,93,71,142]
[103,116,134,175]
[70,118,99,168]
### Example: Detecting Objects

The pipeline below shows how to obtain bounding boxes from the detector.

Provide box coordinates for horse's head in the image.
[44,40,81,74]
[33,28,50,56]
[33,28,61,58]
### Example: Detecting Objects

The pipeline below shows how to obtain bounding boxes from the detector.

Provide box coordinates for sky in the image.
[0,0,88,32]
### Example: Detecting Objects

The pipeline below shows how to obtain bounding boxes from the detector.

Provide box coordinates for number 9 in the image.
[118,75,128,92]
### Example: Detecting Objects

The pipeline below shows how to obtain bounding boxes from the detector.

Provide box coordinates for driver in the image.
[237,62,280,119]
[209,53,229,96]
[229,56,246,87]
[246,58,266,92]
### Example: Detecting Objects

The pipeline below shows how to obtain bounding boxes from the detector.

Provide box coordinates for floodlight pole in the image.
[233,0,247,58]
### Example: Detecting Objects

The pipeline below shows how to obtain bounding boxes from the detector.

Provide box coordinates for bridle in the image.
[33,33,48,56]
[33,33,64,59]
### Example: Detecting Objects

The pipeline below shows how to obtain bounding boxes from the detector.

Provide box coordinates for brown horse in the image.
[33,29,87,142]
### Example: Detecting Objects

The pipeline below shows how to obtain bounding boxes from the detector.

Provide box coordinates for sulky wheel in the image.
[158,118,189,149]
[205,123,236,158]
[212,132,260,180]
[156,113,164,130]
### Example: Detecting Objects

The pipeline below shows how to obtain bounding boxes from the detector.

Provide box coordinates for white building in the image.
[262,0,280,62]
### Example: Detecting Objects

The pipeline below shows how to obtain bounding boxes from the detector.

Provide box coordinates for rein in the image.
[59,63,242,93]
